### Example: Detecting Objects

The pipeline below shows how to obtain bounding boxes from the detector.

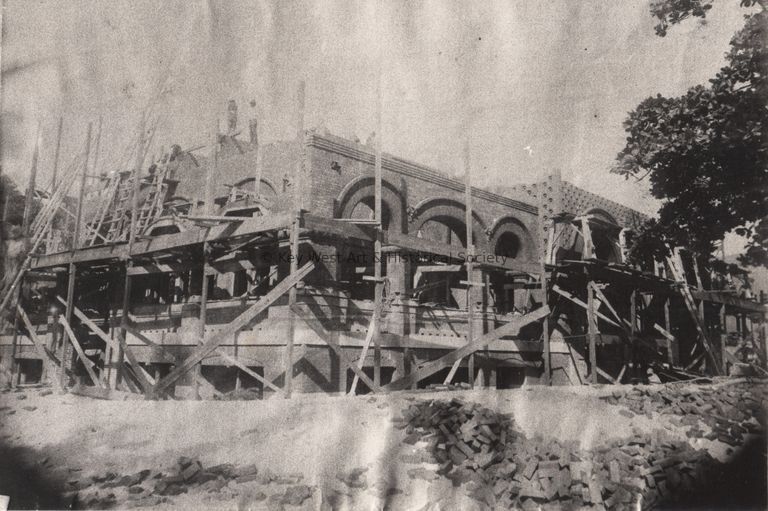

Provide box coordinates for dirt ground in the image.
[0,380,765,510]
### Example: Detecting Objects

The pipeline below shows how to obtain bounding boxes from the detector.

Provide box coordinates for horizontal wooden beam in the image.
[691,290,765,313]
[31,213,294,269]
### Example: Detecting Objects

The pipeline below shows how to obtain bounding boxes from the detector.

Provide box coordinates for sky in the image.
[0,0,752,249]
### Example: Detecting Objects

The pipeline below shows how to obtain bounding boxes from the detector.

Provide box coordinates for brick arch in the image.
[410,197,489,252]
[233,177,279,200]
[335,176,407,233]
[583,208,618,227]
[145,217,186,237]
[487,216,536,261]
[583,208,622,262]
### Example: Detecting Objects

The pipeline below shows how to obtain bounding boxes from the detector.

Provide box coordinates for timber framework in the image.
[1,92,766,400]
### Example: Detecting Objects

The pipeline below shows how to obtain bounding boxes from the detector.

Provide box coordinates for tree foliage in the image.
[0,174,34,232]
[614,1,768,266]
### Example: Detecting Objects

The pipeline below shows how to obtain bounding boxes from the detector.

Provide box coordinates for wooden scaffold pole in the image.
[22,122,41,236]
[285,80,305,398]
[538,175,551,385]
[116,115,147,390]
[373,32,384,389]
[194,120,218,399]
[61,122,93,389]
[46,117,64,251]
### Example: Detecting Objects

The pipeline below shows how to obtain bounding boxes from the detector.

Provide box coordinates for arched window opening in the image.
[495,232,521,259]
[349,197,392,230]
[419,216,468,248]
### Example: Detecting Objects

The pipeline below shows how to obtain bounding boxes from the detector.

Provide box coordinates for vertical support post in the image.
[22,122,41,236]
[664,296,675,365]
[195,260,210,400]
[91,116,103,185]
[464,139,475,388]
[72,122,93,250]
[719,304,728,375]
[587,281,598,384]
[9,301,20,387]
[285,81,305,398]
[581,219,593,260]
[630,288,638,381]
[285,213,300,397]
[117,115,147,390]
[698,297,707,372]
[373,22,384,389]
[116,267,132,389]
[46,117,64,251]
[252,116,261,200]
[538,183,551,385]
[194,123,218,398]
[206,122,218,216]
[61,263,77,389]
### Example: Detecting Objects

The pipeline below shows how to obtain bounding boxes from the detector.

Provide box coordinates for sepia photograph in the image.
[0,1,766,509]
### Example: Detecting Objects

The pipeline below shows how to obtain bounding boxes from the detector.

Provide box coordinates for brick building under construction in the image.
[1,98,765,399]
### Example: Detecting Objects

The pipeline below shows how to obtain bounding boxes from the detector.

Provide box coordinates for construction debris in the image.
[394,383,767,509]
[63,456,313,509]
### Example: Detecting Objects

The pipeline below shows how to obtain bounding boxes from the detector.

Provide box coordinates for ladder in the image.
[90,173,135,244]
[133,166,169,237]
[665,252,722,374]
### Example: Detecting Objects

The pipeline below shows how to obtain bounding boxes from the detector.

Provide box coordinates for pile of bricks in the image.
[69,457,311,508]
[602,381,767,447]
[394,389,765,510]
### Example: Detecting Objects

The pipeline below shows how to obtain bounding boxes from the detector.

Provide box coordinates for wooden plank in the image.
[590,284,632,331]
[595,365,616,384]
[291,304,382,393]
[151,261,315,397]
[443,358,462,384]
[587,281,598,384]
[16,306,64,386]
[382,306,549,391]
[122,324,179,363]
[349,291,383,394]
[58,316,103,388]
[566,343,584,385]
[216,351,284,395]
[285,214,301,398]
[552,284,621,329]
[70,383,143,401]
[116,334,156,393]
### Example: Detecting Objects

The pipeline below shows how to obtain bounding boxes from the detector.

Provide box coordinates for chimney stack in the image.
[249,100,258,144]
[227,99,238,134]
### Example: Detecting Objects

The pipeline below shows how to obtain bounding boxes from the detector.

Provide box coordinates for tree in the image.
[613,0,767,266]
[0,174,33,231]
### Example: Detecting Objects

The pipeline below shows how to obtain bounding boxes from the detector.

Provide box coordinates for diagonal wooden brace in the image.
[151,261,315,398]
[57,296,155,393]
[58,316,104,388]
[382,306,550,391]
[290,304,382,393]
